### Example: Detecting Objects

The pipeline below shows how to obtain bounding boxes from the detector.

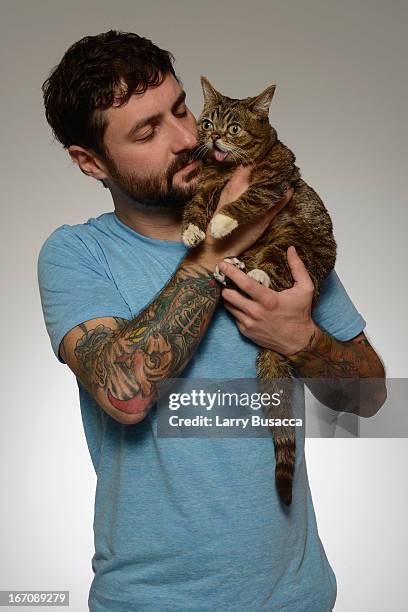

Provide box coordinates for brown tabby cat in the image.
[181,77,337,506]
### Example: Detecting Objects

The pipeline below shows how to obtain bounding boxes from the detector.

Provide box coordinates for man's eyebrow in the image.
[126,90,187,140]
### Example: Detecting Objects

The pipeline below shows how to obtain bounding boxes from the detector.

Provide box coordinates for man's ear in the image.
[68,145,109,181]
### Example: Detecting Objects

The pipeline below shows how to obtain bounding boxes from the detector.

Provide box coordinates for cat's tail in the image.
[274,428,296,506]
[256,350,297,506]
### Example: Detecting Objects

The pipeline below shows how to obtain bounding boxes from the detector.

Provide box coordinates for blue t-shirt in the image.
[37,211,365,612]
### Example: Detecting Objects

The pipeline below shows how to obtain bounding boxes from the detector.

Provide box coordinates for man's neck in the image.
[110,183,184,242]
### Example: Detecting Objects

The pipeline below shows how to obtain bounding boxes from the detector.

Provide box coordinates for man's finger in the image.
[286,246,314,289]
[222,300,248,326]
[221,286,255,316]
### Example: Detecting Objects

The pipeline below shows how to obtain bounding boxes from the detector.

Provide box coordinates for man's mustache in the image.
[166,145,202,181]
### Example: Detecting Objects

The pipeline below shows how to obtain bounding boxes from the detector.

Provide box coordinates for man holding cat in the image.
[38,30,385,612]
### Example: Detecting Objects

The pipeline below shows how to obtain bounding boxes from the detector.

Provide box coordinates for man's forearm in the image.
[287,325,386,417]
[74,253,221,420]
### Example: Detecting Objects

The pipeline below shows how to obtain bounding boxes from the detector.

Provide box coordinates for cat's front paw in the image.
[247,268,271,288]
[182,223,206,247]
[213,257,246,285]
[210,213,238,239]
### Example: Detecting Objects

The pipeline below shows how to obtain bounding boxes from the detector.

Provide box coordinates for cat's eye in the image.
[201,119,213,131]
[228,124,241,135]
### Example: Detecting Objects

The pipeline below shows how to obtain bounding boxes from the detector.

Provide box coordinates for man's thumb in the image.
[287,246,313,288]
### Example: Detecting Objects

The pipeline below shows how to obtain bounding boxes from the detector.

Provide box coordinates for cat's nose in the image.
[211,132,220,141]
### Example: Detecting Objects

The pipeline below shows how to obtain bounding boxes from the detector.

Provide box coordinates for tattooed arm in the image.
[287,328,387,417]
[60,257,221,425]
[58,179,293,425]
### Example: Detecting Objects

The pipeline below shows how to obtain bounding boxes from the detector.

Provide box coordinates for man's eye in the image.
[175,107,188,118]
[136,129,156,142]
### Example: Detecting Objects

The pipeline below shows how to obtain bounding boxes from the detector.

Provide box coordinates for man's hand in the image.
[218,245,386,416]
[218,245,316,356]
[189,165,294,270]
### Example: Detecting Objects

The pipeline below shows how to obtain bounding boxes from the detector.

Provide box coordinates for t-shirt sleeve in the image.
[311,269,366,341]
[37,226,132,364]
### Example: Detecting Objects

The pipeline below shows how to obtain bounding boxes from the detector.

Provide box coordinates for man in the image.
[38,30,385,612]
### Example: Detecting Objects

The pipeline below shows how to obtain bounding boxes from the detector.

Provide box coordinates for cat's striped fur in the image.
[182,77,337,505]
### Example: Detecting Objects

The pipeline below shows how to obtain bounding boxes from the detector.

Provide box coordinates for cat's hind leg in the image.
[213,256,246,286]
[246,269,271,287]
[245,244,298,292]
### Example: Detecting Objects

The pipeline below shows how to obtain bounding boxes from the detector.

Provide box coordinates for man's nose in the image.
[172,121,198,152]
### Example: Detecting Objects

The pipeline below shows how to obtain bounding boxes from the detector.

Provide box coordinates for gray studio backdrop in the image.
[1,1,407,610]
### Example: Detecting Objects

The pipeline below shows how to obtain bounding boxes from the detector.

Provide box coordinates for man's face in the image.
[101,73,201,209]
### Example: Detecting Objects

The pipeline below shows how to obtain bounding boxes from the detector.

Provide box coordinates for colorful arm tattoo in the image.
[72,260,221,419]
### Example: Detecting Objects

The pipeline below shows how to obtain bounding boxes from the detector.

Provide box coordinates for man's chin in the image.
[168,175,200,204]
[140,185,197,210]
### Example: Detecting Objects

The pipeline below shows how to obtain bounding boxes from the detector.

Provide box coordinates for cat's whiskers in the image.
[191,144,208,161]
[228,147,252,165]
[230,149,246,163]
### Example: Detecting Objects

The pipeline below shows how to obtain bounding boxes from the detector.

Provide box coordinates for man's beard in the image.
[103,149,201,210]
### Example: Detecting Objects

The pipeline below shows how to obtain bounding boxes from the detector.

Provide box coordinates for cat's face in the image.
[196,77,276,165]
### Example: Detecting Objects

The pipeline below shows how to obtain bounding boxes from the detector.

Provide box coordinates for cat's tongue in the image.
[214,149,229,162]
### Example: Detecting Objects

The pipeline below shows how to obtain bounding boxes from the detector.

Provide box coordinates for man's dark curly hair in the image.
[42,30,178,159]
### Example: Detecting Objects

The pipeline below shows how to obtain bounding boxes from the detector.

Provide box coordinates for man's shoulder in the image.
[38,212,113,258]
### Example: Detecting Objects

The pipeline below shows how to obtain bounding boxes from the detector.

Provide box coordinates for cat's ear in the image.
[247,85,276,115]
[200,76,222,104]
